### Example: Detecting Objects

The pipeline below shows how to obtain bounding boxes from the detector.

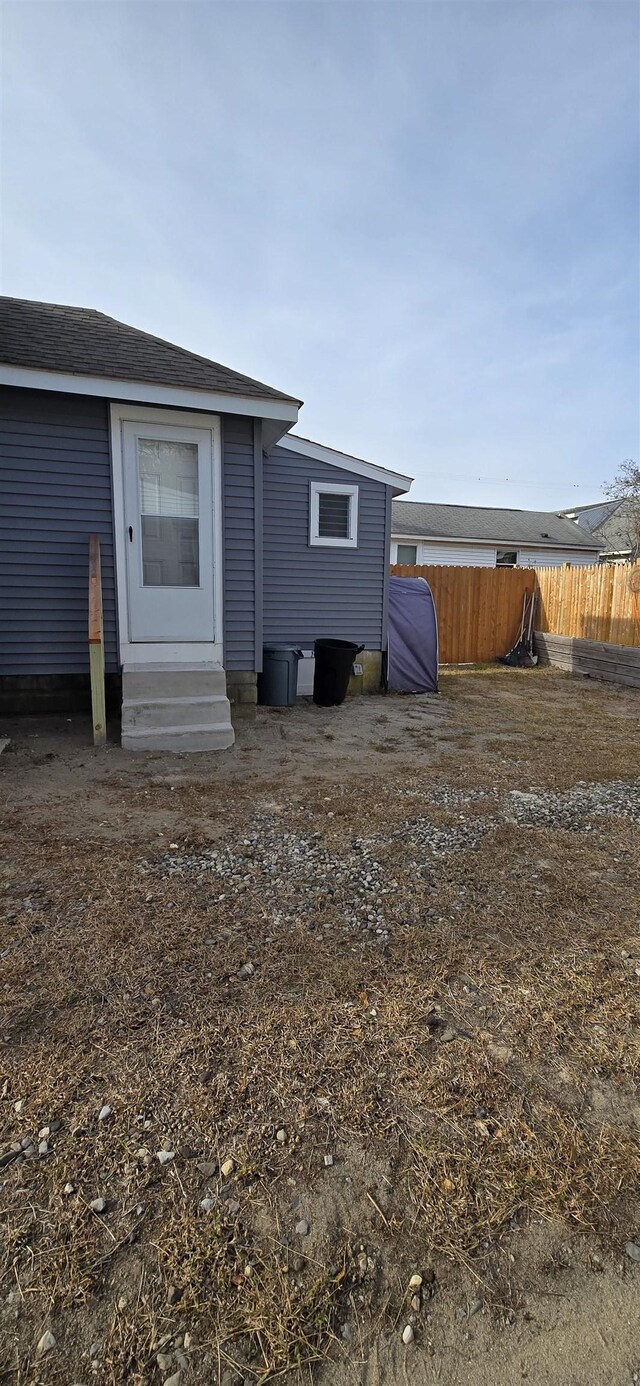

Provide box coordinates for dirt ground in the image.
[1,667,639,1386]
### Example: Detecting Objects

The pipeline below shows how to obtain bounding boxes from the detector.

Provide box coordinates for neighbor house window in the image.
[396,543,418,564]
[496,549,518,567]
[309,482,358,547]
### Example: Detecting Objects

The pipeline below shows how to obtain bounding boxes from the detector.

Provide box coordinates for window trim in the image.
[396,542,418,565]
[309,481,359,548]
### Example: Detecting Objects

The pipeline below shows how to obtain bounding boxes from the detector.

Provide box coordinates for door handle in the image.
[128,526,133,542]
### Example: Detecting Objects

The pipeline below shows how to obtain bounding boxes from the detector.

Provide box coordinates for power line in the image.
[422,474,596,491]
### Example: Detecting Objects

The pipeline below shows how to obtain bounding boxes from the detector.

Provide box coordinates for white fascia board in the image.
[391,532,601,552]
[278,432,413,495]
[0,364,299,424]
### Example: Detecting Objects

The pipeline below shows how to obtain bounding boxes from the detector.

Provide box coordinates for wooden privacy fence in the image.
[390,561,640,664]
[391,564,535,663]
[535,561,640,648]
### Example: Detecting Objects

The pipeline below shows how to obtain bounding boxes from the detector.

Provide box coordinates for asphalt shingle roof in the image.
[560,499,637,555]
[0,296,301,405]
[392,500,601,549]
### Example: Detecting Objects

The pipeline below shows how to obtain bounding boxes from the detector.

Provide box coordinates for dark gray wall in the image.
[263,446,389,648]
[0,387,118,674]
[221,414,257,670]
[0,388,259,677]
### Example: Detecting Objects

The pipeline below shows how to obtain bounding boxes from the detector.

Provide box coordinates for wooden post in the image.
[88,534,106,747]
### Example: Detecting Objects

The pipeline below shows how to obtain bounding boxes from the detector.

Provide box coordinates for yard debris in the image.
[35,1330,56,1358]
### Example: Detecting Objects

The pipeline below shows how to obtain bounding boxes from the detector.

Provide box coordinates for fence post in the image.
[88,535,106,747]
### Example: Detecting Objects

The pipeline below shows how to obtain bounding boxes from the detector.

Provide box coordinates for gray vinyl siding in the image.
[263,447,389,648]
[0,387,118,674]
[222,415,256,669]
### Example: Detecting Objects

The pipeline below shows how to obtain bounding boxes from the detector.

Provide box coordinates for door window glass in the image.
[138,438,199,586]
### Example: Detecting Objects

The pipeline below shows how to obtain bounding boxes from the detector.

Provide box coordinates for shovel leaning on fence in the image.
[498,590,538,667]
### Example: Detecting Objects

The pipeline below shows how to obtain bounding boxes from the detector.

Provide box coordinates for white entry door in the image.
[122,420,216,643]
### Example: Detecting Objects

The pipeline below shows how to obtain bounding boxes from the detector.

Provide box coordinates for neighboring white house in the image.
[559,499,639,563]
[391,501,602,568]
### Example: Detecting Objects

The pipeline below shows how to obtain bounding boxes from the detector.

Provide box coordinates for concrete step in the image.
[121,662,234,752]
[122,662,227,700]
[122,694,231,732]
[121,722,235,753]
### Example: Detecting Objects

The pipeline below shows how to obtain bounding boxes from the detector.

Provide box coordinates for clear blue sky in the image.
[2,0,638,506]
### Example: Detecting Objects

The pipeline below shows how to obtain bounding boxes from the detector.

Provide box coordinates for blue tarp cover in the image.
[387,576,438,693]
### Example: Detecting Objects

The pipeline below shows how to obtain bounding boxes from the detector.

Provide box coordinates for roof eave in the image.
[391,530,601,551]
[277,432,413,494]
[0,363,300,425]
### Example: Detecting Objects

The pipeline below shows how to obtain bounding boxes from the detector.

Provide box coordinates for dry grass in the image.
[1,670,639,1383]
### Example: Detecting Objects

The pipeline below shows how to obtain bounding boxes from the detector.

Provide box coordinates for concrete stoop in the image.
[121,662,235,752]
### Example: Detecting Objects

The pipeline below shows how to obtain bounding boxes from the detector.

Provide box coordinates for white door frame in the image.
[110,403,224,666]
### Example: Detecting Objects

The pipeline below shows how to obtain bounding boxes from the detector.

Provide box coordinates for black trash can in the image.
[313,639,365,707]
[258,646,303,707]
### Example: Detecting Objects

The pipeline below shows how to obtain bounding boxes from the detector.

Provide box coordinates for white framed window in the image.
[496,549,518,567]
[309,481,359,547]
[396,543,418,564]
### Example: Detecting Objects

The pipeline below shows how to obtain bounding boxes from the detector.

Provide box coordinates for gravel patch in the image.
[506,779,640,831]
[151,778,640,941]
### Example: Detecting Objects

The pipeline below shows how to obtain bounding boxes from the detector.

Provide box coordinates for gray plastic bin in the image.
[258,646,303,707]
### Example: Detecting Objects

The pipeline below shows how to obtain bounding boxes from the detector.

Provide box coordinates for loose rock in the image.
[36,1330,56,1357]
[625,1240,640,1262]
[238,963,255,980]
[324,1153,334,1166]
[64,1182,74,1195]
[402,1324,414,1344]
[201,1197,215,1212]
[220,1158,234,1178]
[90,1197,106,1213]
[276,1129,286,1144]
[98,1105,112,1122]
[157,1150,175,1165]
[295,1219,310,1237]
[409,1273,423,1288]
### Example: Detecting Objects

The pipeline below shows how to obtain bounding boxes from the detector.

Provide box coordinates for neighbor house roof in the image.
[559,499,637,555]
[0,296,301,405]
[392,500,601,549]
